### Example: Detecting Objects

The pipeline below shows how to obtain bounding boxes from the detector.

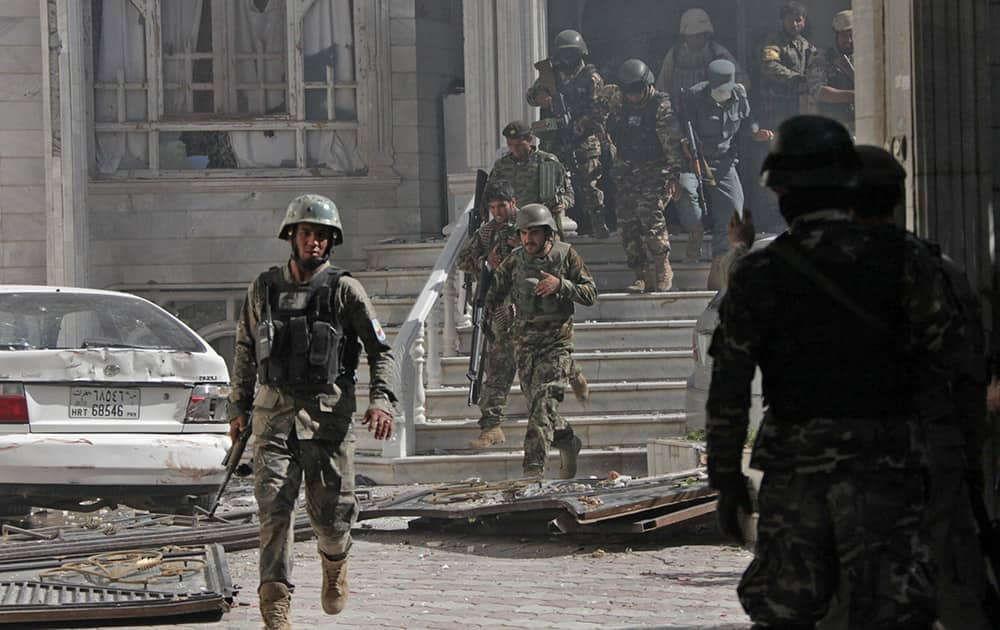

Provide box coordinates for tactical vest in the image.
[607,91,668,164]
[558,64,599,115]
[510,241,576,326]
[759,227,910,420]
[255,266,356,387]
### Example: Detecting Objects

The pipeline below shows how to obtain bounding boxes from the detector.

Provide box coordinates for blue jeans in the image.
[674,159,744,257]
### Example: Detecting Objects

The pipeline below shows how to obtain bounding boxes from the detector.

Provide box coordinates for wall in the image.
[0,0,45,284]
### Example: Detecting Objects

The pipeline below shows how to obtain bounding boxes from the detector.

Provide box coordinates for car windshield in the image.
[0,292,206,352]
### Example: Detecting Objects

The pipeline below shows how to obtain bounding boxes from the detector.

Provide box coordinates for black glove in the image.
[715,474,754,545]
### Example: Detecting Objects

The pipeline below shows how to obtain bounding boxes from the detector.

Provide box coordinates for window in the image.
[91,0,364,176]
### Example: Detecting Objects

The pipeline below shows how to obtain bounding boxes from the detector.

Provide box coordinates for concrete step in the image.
[456,319,697,352]
[366,379,686,422]
[364,233,713,270]
[578,291,715,322]
[354,269,436,298]
[430,349,694,387]
[356,447,648,484]
[389,412,687,454]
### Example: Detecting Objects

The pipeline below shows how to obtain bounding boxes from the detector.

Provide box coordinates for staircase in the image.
[351,233,714,484]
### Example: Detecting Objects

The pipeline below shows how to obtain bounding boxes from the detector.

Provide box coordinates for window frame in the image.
[89,0,365,178]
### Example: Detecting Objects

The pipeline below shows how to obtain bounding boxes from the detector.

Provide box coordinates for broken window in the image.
[91,0,364,175]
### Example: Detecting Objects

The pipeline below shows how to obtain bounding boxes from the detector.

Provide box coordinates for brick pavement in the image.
[123,517,753,630]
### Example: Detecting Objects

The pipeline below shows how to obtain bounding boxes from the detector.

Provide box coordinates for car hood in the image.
[0,348,229,383]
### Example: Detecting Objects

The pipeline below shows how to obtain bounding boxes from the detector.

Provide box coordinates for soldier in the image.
[808,10,856,135]
[485,204,598,478]
[604,58,685,293]
[487,121,575,238]
[527,29,612,238]
[707,116,962,629]
[758,1,817,127]
[850,145,990,629]
[655,8,747,105]
[227,195,398,630]
[674,58,772,282]
[457,181,521,449]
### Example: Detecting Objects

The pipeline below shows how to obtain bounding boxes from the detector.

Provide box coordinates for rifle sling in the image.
[767,238,892,336]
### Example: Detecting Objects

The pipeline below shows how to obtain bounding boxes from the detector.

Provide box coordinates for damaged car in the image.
[0,286,232,516]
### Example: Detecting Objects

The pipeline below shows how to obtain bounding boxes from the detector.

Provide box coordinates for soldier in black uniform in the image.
[527,30,611,237]
[707,116,963,629]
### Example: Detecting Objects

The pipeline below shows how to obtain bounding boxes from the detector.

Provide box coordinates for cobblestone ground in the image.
[126,516,753,630]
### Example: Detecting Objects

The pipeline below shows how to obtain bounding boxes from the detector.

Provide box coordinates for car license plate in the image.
[69,387,140,419]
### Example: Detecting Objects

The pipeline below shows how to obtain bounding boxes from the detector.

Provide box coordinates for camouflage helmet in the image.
[760,115,859,189]
[618,58,655,91]
[278,194,344,245]
[552,29,589,56]
[516,203,558,232]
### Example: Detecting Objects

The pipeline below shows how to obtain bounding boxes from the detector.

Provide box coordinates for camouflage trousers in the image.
[478,311,517,430]
[552,136,606,233]
[612,163,671,273]
[254,420,357,587]
[515,338,573,470]
[741,464,936,629]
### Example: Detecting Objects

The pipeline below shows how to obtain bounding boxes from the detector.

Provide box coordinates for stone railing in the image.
[382,197,473,458]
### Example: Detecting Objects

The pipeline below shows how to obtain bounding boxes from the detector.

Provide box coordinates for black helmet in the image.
[618,58,654,92]
[854,144,905,219]
[760,115,860,189]
[553,29,588,56]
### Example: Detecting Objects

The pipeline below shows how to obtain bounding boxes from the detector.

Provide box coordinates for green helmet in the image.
[516,203,558,232]
[553,29,588,56]
[278,194,344,245]
[618,58,655,91]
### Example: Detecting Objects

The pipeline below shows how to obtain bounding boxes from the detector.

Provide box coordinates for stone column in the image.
[41,0,89,287]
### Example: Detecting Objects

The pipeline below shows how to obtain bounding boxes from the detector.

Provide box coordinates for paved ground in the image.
[119,515,753,630]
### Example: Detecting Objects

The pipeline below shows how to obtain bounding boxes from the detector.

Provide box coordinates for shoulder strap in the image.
[767,238,892,336]
[310,266,348,325]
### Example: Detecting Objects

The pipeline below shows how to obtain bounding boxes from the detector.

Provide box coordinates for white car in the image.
[685,237,774,433]
[0,286,232,516]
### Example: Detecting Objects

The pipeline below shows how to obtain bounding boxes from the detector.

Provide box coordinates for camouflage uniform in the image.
[807,47,855,134]
[759,28,817,126]
[486,241,597,472]
[604,84,685,288]
[707,213,963,628]
[527,62,610,235]
[228,260,397,588]
[457,218,520,431]
[486,147,574,226]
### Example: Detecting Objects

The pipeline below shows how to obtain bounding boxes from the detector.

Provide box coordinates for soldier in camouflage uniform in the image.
[227,195,398,630]
[758,1,817,128]
[488,121,590,400]
[488,121,574,238]
[849,145,991,630]
[807,10,856,135]
[485,204,597,478]
[526,30,611,238]
[604,58,685,293]
[707,117,963,629]
[457,181,521,449]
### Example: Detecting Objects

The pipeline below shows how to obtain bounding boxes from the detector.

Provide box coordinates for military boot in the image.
[685,226,704,262]
[468,426,505,449]
[569,370,590,402]
[707,255,726,291]
[320,555,349,615]
[522,464,544,479]
[259,582,292,630]
[553,429,582,479]
[625,271,645,294]
[645,254,673,292]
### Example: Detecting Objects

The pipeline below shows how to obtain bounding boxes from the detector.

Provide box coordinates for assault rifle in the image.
[466,260,492,406]
[463,169,490,313]
[207,416,252,518]
[685,120,716,215]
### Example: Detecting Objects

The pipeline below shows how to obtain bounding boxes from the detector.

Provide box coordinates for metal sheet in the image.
[0,544,234,625]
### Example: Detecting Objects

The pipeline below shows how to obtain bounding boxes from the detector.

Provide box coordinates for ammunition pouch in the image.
[538,159,564,204]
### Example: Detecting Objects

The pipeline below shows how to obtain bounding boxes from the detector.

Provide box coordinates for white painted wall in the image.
[0,0,45,284]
